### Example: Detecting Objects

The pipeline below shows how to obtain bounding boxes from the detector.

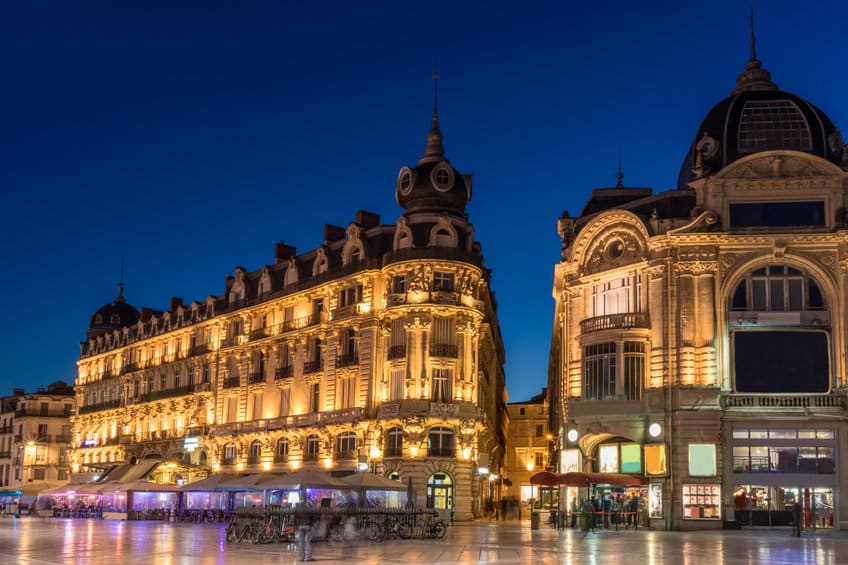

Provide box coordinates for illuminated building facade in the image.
[549,44,848,529]
[0,382,75,488]
[503,388,550,510]
[71,111,508,520]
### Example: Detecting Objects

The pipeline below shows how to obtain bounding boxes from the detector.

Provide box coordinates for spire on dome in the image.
[116,257,125,303]
[615,153,624,188]
[419,68,447,164]
[732,9,777,95]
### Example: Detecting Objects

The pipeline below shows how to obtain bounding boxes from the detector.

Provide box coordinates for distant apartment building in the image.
[0,382,74,488]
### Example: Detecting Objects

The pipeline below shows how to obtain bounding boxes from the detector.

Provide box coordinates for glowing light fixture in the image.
[567,429,579,443]
[648,423,662,438]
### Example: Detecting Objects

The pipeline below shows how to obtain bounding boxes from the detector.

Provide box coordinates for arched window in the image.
[427,427,454,457]
[222,443,237,465]
[248,440,262,464]
[385,427,404,457]
[729,264,830,394]
[275,438,289,462]
[305,434,321,462]
[335,432,357,459]
[731,265,824,311]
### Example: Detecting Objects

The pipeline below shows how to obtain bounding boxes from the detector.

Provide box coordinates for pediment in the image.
[716,151,843,181]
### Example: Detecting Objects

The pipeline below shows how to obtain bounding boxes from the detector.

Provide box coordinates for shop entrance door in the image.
[427,472,453,520]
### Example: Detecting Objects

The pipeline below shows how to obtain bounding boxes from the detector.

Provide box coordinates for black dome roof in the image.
[87,292,140,339]
[678,53,844,188]
[395,111,471,216]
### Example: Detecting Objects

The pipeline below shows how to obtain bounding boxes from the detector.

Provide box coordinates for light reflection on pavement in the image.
[0,517,845,564]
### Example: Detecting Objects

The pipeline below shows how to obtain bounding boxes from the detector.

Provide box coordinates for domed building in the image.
[86,286,141,340]
[71,105,508,521]
[549,34,848,530]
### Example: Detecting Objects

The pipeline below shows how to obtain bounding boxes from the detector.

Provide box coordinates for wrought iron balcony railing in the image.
[579,312,650,334]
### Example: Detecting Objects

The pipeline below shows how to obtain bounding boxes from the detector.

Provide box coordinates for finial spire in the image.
[733,8,777,95]
[433,64,439,114]
[749,8,756,61]
[116,257,125,302]
[615,152,624,188]
[419,66,446,164]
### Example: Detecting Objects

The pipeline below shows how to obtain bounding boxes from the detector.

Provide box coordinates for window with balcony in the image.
[388,319,407,361]
[248,440,262,464]
[305,434,320,462]
[336,328,358,368]
[431,369,452,402]
[428,427,454,457]
[590,275,643,317]
[222,443,237,465]
[275,438,289,462]
[335,433,357,459]
[430,317,457,358]
[385,427,403,457]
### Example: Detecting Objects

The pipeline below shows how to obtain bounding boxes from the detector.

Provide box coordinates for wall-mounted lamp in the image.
[566,429,579,443]
[648,422,662,438]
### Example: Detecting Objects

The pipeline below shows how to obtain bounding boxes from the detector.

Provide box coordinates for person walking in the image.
[792,501,802,537]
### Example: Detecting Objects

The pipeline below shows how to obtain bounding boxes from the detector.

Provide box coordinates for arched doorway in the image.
[427,472,453,519]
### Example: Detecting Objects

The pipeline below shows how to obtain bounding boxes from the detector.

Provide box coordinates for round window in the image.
[397,167,414,195]
[607,240,625,259]
[431,165,453,192]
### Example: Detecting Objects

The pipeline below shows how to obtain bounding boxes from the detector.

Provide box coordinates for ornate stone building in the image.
[71,110,508,520]
[549,41,848,529]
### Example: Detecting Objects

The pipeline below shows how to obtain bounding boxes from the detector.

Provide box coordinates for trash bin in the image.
[530,512,540,530]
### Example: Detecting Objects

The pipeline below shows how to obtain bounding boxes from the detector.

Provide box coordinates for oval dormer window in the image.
[431,164,454,192]
[397,166,414,196]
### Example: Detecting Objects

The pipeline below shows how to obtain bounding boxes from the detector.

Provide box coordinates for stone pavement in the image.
[1,516,846,564]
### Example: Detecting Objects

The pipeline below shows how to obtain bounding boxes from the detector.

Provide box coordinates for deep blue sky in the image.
[1,2,846,403]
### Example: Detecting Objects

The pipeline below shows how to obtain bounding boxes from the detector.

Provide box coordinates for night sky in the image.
[2,2,846,403]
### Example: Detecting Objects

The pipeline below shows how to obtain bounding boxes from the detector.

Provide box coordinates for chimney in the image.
[356,210,381,229]
[324,224,346,243]
[170,297,183,311]
[275,241,296,263]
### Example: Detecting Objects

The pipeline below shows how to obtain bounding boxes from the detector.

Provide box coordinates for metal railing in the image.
[722,394,844,409]
[275,366,294,379]
[248,372,266,384]
[138,385,196,403]
[387,345,406,360]
[335,353,358,368]
[303,360,323,374]
[282,314,318,333]
[223,376,241,389]
[580,312,650,334]
[429,343,458,358]
[78,399,122,414]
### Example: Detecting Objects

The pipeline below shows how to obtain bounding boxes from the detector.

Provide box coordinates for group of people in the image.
[574,492,646,532]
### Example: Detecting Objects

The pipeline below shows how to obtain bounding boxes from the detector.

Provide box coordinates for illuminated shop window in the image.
[645,444,667,475]
[620,444,641,473]
[599,444,619,472]
[688,444,717,477]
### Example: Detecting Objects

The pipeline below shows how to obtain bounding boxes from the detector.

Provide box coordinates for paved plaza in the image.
[1,517,846,564]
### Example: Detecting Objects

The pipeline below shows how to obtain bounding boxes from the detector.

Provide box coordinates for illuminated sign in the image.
[183,437,199,452]
[82,439,98,447]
